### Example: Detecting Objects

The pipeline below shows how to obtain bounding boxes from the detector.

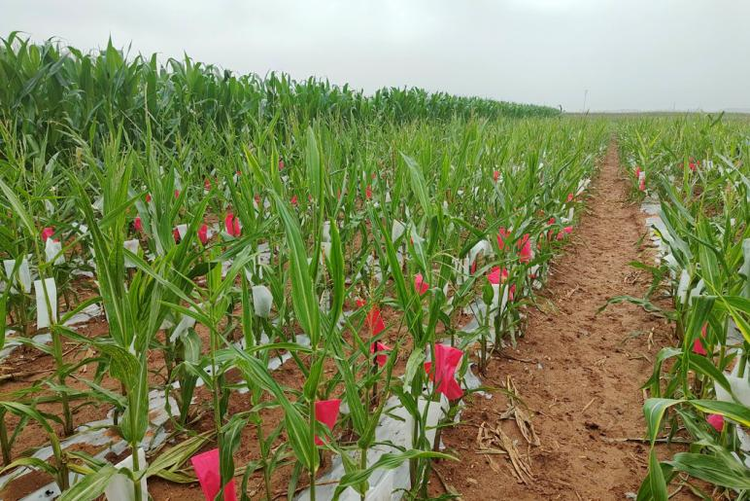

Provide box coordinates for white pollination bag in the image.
[124,239,140,269]
[34,278,58,328]
[45,238,65,265]
[104,448,148,501]
[3,257,32,293]
[252,285,273,318]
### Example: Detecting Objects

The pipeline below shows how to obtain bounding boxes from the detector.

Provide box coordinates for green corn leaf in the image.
[334,450,454,499]
[58,465,117,501]
[401,153,432,218]
[688,399,750,427]
[670,452,750,489]
[648,449,669,501]
[271,193,320,346]
[643,398,682,444]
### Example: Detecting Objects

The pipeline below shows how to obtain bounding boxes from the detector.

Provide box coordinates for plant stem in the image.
[360,446,367,501]
[309,397,317,501]
[131,442,142,501]
[0,410,10,464]
[50,327,73,435]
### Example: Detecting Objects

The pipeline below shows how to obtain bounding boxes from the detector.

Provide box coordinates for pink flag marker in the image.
[366,305,386,336]
[497,227,510,251]
[707,414,724,432]
[692,324,709,356]
[314,399,341,445]
[493,170,500,182]
[134,216,143,233]
[424,343,463,400]
[556,226,573,241]
[198,223,209,245]
[566,193,574,203]
[173,227,182,243]
[291,195,299,206]
[692,338,707,356]
[41,227,55,242]
[517,234,532,263]
[225,213,241,237]
[190,449,237,501]
[174,190,180,198]
[414,273,429,295]
[487,266,508,285]
[370,341,390,367]
[278,159,285,171]
[204,178,211,191]
[365,185,373,200]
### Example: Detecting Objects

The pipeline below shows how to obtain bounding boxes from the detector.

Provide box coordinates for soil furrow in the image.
[434,140,678,500]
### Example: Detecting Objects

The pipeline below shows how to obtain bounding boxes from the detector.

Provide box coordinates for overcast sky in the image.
[3,0,749,112]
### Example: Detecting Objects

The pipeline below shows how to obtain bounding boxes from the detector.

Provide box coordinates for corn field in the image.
[616,116,750,499]
[0,34,749,501]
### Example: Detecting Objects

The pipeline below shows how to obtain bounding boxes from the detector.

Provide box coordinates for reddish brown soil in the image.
[430,141,690,500]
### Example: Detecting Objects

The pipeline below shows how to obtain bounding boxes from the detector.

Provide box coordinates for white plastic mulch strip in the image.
[0,304,102,363]
[640,195,665,263]
[296,396,449,501]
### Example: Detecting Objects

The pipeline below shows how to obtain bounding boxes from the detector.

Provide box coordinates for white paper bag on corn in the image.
[676,269,690,305]
[296,396,447,501]
[715,358,750,407]
[175,224,188,240]
[321,241,331,261]
[469,239,491,265]
[3,257,32,293]
[34,278,57,329]
[104,448,147,501]
[252,285,273,318]
[124,239,140,269]
[169,313,197,343]
[45,238,64,265]
[490,283,509,323]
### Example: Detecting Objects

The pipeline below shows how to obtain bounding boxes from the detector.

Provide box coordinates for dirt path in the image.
[434,140,678,500]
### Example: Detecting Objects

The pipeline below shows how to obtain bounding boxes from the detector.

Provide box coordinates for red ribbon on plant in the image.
[692,324,709,356]
[198,223,209,245]
[497,227,510,251]
[190,448,237,501]
[41,227,55,242]
[225,213,241,237]
[424,343,464,400]
[517,233,532,263]
[706,414,724,432]
[314,399,341,445]
[414,273,429,295]
[370,341,390,367]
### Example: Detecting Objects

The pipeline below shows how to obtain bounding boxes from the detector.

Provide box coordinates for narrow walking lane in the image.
[434,140,677,500]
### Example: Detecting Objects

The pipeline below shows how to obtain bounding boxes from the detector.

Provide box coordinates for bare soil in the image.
[430,141,689,500]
